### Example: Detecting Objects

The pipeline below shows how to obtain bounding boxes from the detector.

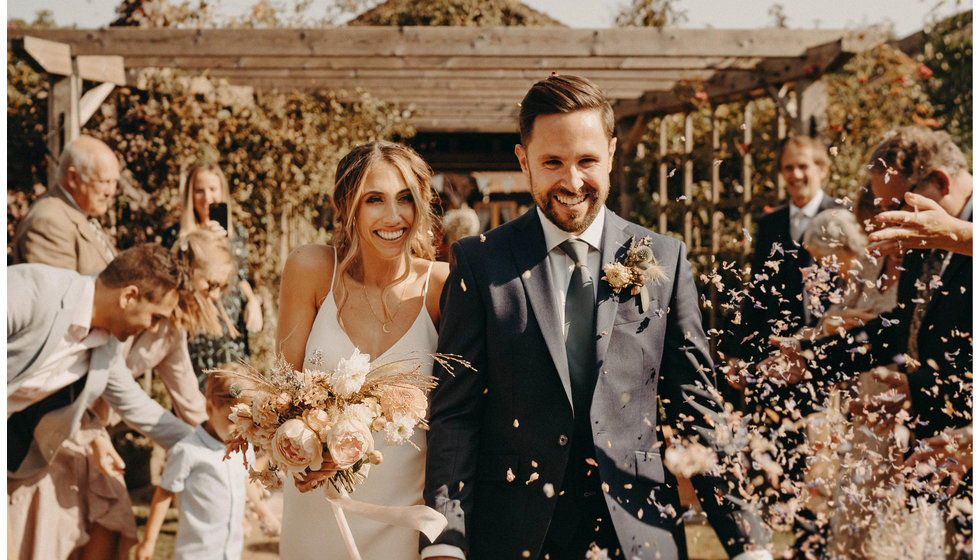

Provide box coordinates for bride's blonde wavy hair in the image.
[331,141,437,323]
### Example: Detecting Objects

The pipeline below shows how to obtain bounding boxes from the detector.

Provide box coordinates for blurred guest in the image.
[796,208,919,558]
[8,244,193,559]
[136,364,279,560]
[764,126,973,558]
[727,136,844,364]
[167,162,262,384]
[11,135,119,273]
[439,205,481,266]
[7,233,236,560]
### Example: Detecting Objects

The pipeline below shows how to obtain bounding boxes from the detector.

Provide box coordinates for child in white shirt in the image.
[136,364,278,559]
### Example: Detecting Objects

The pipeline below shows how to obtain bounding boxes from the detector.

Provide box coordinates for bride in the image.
[276,141,449,559]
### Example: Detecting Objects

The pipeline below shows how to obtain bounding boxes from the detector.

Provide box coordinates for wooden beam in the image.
[79,82,116,125]
[8,27,853,58]
[16,36,73,76]
[75,55,127,85]
[117,54,770,73]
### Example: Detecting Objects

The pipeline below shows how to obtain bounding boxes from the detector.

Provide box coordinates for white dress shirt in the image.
[7,276,108,415]
[789,189,825,242]
[536,206,605,334]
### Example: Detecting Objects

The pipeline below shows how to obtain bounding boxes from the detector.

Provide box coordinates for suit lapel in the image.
[595,210,631,365]
[16,276,88,385]
[53,188,113,262]
[509,211,573,406]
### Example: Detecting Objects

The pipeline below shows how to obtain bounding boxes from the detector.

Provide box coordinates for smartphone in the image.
[209,202,229,230]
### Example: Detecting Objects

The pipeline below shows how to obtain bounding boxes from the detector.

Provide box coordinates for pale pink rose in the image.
[380,386,428,423]
[302,408,333,441]
[327,418,375,469]
[251,393,280,427]
[271,419,323,472]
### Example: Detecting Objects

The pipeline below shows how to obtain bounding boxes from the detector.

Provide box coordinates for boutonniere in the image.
[601,236,667,313]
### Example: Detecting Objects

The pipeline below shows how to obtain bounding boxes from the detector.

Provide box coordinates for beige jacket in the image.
[10,186,114,275]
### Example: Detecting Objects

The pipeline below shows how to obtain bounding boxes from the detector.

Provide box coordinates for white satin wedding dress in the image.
[279,256,437,560]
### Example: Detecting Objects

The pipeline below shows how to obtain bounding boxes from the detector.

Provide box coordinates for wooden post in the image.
[741,103,753,261]
[18,36,127,187]
[657,118,668,235]
[796,78,828,137]
[682,112,694,249]
[709,105,721,335]
[777,103,788,202]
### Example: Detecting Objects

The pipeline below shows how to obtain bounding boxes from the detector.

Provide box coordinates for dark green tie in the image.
[559,239,596,421]
[907,249,949,364]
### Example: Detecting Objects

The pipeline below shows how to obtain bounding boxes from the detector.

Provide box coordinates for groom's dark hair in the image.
[518,74,614,145]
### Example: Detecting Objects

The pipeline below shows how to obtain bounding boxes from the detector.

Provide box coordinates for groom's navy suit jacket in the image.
[424,208,762,559]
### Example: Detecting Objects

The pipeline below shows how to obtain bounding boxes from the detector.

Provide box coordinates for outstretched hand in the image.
[757,336,808,384]
[868,192,972,257]
[903,425,973,497]
[847,367,911,419]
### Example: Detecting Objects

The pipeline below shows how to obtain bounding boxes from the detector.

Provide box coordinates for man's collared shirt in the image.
[8,276,108,415]
[789,189,825,241]
[537,205,605,336]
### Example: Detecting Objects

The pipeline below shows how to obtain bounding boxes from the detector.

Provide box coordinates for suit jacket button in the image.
[558,435,569,446]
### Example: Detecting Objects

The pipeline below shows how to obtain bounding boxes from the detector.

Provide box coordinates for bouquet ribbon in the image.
[323,483,448,560]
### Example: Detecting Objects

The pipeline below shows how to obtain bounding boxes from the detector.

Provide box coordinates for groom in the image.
[423,75,769,560]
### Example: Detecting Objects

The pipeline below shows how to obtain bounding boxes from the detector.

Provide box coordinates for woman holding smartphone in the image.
[168,162,263,383]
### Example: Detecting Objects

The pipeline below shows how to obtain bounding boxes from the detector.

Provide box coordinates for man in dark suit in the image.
[423,75,769,560]
[729,136,843,366]
[765,126,972,556]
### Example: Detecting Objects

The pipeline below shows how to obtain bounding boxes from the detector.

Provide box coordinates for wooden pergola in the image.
[10,27,881,134]
[9,26,887,334]
[9,26,884,206]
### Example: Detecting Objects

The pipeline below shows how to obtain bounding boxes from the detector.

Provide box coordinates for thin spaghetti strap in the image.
[421,261,435,307]
[329,246,339,296]
[316,247,340,312]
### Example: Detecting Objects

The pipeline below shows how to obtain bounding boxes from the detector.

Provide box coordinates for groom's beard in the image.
[529,170,607,234]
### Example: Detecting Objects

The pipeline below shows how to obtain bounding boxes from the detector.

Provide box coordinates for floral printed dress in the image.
[186,223,252,387]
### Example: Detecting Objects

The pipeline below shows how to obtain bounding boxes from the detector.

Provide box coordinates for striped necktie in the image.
[88,218,117,262]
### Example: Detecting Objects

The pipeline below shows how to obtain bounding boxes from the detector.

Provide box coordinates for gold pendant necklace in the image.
[358,282,404,334]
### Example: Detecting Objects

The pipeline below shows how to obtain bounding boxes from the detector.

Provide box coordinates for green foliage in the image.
[921,10,972,159]
[824,42,937,197]
[111,0,215,27]
[615,0,687,28]
[768,4,788,28]
[347,0,560,26]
